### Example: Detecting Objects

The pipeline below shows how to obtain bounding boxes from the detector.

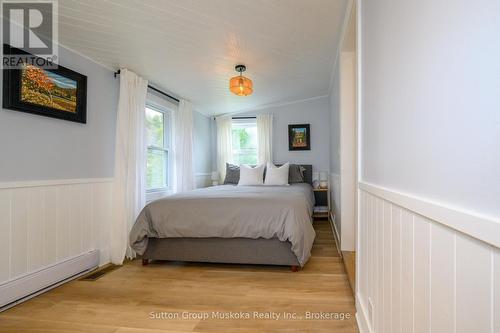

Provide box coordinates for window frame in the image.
[145,102,173,202]
[231,117,258,166]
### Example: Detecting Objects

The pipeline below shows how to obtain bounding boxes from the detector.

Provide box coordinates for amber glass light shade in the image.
[229,75,253,96]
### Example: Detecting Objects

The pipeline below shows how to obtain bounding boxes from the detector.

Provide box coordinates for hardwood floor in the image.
[341,251,356,294]
[0,220,358,333]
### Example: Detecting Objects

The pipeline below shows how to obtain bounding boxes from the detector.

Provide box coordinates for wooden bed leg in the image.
[142,258,149,266]
[290,265,300,272]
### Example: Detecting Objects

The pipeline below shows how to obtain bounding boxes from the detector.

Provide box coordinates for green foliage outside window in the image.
[146,108,167,190]
[232,124,257,165]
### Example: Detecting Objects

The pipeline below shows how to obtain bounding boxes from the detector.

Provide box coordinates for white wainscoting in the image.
[357,182,500,333]
[195,173,211,188]
[0,178,113,288]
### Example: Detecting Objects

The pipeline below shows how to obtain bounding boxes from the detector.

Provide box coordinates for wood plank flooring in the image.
[0,220,358,333]
[341,251,356,294]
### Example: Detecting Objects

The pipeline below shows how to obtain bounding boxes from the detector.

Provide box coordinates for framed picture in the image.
[288,124,311,151]
[3,45,87,123]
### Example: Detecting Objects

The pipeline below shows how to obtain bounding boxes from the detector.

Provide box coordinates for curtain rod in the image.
[211,116,256,120]
[114,70,180,103]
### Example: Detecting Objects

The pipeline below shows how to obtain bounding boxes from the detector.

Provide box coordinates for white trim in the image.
[145,102,174,192]
[56,42,116,72]
[0,177,113,189]
[354,0,364,330]
[0,250,99,310]
[356,295,373,333]
[217,94,329,117]
[329,211,342,256]
[359,182,500,248]
[195,173,211,177]
[328,0,354,94]
[147,83,181,105]
[147,91,178,112]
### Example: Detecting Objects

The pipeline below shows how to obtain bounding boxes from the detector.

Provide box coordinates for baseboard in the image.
[329,211,342,256]
[355,295,373,333]
[0,250,99,310]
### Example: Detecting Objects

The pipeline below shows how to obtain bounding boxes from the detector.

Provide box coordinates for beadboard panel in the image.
[195,173,211,189]
[0,179,112,285]
[495,251,500,332]
[358,186,499,333]
[0,191,11,282]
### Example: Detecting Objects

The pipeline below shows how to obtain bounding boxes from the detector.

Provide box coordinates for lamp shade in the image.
[211,171,219,181]
[229,75,253,96]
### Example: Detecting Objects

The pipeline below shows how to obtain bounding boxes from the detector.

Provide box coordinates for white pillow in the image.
[238,164,265,186]
[264,162,290,186]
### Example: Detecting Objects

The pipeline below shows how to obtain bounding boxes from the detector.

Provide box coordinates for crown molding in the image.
[56,42,116,72]
[214,94,329,118]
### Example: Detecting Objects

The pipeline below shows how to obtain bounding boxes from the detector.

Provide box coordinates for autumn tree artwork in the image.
[21,64,78,113]
[3,45,87,123]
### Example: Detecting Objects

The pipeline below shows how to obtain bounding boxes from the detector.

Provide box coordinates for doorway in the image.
[339,1,357,292]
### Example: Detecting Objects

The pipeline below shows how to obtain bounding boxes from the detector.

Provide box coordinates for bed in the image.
[129,165,316,271]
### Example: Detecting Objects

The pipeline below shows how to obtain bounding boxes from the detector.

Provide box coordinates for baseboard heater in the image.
[0,250,99,311]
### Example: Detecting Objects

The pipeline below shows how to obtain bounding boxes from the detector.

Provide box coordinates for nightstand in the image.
[312,187,330,219]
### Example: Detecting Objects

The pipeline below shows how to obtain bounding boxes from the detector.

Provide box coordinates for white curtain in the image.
[257,114,273,164]
[173,100,195,193]
[110,68,148,265]
[216,116,233,182]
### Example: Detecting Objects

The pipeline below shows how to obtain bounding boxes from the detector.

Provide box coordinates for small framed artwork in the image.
[288,124,311,151]
[3,45,87,123]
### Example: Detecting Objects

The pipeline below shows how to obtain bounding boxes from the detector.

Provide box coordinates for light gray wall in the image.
[193,110,213,174]
[361,0,500,217]
[237,96,331,173]
[0,46,119,182]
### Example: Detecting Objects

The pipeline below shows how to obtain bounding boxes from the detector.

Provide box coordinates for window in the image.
[145,106,170,192]
[231,118,257,165]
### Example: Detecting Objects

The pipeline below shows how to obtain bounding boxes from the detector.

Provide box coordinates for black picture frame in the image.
[288,124,311,151]
[3,45,87,124]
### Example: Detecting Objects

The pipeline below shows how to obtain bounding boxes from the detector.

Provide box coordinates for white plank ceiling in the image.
[58,0,347,115]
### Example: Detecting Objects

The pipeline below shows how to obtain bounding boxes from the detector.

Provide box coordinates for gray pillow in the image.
[288,164,305,183]
[223,163,240,184]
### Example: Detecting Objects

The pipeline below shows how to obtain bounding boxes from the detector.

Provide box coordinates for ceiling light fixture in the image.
[229,64,253,96]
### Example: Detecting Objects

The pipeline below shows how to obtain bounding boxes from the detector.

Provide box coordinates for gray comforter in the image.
[129,183,316,266]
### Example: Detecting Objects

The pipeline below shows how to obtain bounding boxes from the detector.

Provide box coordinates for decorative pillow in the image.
[288,164,305,183]
[238,164,265,186]
[264,162,290,186]
[223,163,240,184]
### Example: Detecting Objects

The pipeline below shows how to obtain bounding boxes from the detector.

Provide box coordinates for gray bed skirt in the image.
[142,237,300,266]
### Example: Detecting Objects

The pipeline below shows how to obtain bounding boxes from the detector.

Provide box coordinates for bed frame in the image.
[141,164,313,272]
